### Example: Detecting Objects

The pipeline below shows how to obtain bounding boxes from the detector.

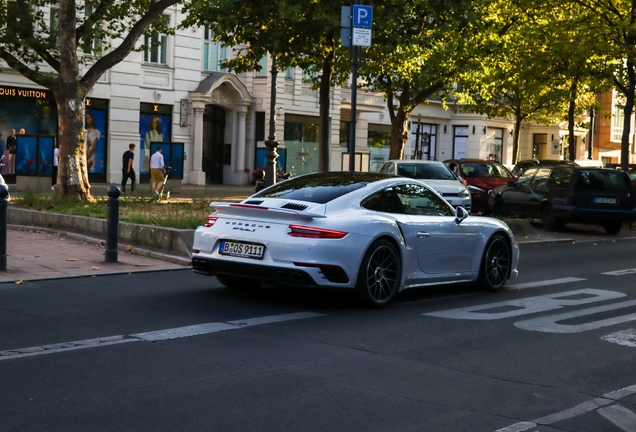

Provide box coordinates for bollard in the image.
[0,185,7,271]
[105,185,120,263]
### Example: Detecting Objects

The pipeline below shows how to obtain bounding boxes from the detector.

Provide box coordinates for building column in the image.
[236,106,247,171]
[191,104,206,185]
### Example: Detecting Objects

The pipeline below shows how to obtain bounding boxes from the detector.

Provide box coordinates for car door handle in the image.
[416,232,430,238]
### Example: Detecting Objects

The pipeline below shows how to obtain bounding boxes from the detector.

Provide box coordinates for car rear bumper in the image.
[192,256,351,287]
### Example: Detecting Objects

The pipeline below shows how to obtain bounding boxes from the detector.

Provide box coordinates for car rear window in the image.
[461,162,513,178]
[254,172,392,204]
[397,163,456,180]
[576,170,631,191]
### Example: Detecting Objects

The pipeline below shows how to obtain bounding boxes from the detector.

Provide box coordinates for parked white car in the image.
[379,160,472,213]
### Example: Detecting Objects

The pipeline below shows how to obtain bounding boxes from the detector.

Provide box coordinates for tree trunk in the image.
[512,114,523,164]
[56,0,92,200]
[318,50,334,172]
[567,82,577,161]
[621,61,635,171]
[388,83,412,160]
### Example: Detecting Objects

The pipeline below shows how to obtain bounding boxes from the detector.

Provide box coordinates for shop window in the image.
[284,121,318,176]
[15,135,55,176]
[203,26,226,72]
[84,98,109,176]
[139,103,172,175]
[368,130,390,172]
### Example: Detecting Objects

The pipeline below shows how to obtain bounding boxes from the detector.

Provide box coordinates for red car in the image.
[444,159,514,213]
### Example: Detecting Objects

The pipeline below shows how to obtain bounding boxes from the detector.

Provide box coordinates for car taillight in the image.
[203,216,218,227]
[288,225,347,239]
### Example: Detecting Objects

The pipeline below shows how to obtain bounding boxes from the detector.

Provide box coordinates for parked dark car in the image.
[444,159,514,214]
[488,166,636,234]
[510,159,577,177]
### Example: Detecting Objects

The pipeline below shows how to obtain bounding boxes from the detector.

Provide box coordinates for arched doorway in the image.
[202,105,225,184]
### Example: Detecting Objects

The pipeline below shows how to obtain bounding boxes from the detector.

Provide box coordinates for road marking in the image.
[515,299,636,333]
[601,329,636,347]
[424,289,625,320]
[495,384,636,431]
[0,312,325,361]
[598,404,636,432]
[506,277,585,290]
[603,268,636,276]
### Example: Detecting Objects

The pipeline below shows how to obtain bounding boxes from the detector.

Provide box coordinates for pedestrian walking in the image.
[51,140,58,190]
[149,147,165,194]
[121,143,136,193]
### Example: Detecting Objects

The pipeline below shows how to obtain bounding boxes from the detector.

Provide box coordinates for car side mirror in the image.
[454,206,469,224]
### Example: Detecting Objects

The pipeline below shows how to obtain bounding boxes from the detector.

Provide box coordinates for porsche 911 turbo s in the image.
[192,172,519,307]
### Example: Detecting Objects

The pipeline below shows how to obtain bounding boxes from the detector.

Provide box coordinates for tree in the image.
[0,0,179,199]
[563,0,636,170]
[181,0,350,173]
[358,0,510,160]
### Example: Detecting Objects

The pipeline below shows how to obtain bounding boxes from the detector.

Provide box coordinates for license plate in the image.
[593,197,617,204]
[219,241,265,259]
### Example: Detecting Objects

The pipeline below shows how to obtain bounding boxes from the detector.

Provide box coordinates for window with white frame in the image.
[613,105,624,142]
[255,54,268,76]
[144,18,168,65]
[50,6,60,46]
[81,2,103,55]
[203,26,226,72]
[285,67,294,79]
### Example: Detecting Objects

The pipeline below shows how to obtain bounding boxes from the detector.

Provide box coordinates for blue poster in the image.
[139,113,170,174]
[85,109,107,174]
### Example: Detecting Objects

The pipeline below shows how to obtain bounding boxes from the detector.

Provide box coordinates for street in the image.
[2,237,636,431]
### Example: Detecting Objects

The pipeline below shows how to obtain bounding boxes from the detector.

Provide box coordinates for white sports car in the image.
[192,172,519,307]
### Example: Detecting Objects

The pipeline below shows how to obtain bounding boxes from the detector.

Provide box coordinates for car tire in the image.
[541,204,561,231]
[216,275,261,290]
[604,222,623,235]
[478,233,511,291]
[355,239,401,308]
[492,199,506,217]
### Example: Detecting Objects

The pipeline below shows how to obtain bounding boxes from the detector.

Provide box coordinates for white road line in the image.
[0,312,326,361]
[598,404,636,432]
[601,329,636,348]
[506,277,586,290]
[603,268,636,276]
[495,384,636,431]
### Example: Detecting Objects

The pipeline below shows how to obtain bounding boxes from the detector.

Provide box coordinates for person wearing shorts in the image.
[149,147,165,194]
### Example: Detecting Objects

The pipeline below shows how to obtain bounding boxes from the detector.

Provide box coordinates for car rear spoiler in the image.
[209,202,327,220]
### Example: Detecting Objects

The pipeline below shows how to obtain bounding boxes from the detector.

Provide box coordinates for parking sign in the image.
[352,5,373,28]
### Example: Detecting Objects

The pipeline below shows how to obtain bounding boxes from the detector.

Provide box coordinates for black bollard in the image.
[105,185,120,263]
[0,185,7,271]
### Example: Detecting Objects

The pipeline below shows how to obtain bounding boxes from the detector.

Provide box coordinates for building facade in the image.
[0,7,608,186]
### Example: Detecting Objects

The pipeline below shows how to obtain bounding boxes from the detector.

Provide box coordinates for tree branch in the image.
[0,49,56,88]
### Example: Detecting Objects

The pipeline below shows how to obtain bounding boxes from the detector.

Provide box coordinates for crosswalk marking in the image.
[506,277,585,290]
[602,268,636,276]
[0,312,325,361]
[598,404,636,432]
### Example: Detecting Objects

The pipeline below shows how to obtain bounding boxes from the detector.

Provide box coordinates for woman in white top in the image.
[85,112,100,171]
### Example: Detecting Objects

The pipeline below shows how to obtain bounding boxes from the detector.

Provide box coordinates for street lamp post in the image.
[264,54,279,187]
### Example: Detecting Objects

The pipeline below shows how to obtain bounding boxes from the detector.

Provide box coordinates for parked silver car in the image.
[379,160,472,212]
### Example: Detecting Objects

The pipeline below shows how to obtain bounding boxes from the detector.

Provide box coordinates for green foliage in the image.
[10,193,213,229]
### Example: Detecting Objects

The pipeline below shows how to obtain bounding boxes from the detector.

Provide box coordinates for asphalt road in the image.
[2,238,636,432]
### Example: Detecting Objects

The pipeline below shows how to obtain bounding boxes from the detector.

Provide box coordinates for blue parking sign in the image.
[352,5,373,28]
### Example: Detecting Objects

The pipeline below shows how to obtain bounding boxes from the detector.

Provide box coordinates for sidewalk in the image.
[2,182,635,285]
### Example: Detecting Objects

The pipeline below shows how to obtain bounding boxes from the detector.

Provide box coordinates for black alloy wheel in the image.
[604,221,623,235]
[478,234,511,291]
[491,199,506,217]
[356,239,401,307]
[541,204,561,231]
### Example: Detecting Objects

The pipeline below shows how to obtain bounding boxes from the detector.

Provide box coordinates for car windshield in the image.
[461,163,513,178]
[397,163,456,180]
[576,170,631,191]
[253,172,392,204]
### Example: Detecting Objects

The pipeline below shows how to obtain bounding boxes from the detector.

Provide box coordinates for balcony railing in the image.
[340,89,386,107]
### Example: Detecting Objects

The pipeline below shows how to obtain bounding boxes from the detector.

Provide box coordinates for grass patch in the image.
[10,190,212,229]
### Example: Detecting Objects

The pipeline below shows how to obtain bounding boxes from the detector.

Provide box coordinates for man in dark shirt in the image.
[121,143,136,193]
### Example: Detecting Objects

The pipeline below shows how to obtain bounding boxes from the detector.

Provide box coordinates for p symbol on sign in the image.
[352,5,373,28]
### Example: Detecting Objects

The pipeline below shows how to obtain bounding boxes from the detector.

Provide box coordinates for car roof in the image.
[444,158,504,164]
[385,159,444,165]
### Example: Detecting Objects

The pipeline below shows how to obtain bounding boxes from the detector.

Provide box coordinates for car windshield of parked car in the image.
[254,172,389,204]
[397,163,456,180]
[576,170,631,191]
[461,163,513,178]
